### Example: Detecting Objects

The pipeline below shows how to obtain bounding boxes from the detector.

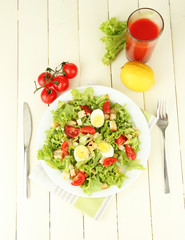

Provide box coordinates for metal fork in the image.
[157,100,170,194]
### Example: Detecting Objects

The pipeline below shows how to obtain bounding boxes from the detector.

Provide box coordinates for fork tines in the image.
[157,100,168,120]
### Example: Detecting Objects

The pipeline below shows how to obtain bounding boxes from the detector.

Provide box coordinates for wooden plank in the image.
[0,1,17,239]
[170,0,185,204]
[139,0,185,239]
[109,1,153,239]
[78,0,118,239]
[17,0,50,239]
[79,0,111,87]
[48,0,83,239]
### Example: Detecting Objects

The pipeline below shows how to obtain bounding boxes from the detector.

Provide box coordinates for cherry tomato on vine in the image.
[71,171,85,186]
[61,141,69,155]
[125,144,136,160]
[40,87,57,104]
[103,157,118,167]
[65,125,80,138]
[38,72,53,88]
[63,63,78,79]
[52,75,69,92]
[80,126,96,134]
[103,99,110,113]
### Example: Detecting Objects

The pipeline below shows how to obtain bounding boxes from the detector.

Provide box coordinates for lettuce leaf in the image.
[125,159,145,171]
[82,176,103,195]
[100,17,127,65]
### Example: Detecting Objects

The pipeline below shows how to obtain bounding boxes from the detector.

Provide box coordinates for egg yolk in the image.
[98,142,111,153]
[76,146,89,159]
[92,115,104,127]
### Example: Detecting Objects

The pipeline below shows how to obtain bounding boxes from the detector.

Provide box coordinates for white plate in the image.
[37,85,151,198]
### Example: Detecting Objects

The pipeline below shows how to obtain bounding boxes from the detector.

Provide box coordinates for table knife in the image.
[23,102,32,198]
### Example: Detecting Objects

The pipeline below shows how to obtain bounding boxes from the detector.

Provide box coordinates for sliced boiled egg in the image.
[91,109,104,128]
[98,141,114,159]
[74,145,89,162]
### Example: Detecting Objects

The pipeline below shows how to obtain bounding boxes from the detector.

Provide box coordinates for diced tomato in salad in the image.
[103,99,110,113]
[71,171,86,186]
[115,135,127,145]
[125,144,136,160]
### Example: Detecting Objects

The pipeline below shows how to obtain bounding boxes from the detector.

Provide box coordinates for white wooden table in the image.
[1,0,185,239]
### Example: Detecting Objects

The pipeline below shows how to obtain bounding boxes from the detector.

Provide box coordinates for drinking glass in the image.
[126,8,164,62]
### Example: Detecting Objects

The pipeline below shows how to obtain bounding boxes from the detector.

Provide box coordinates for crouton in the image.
[110,113,116,120]
[70,168,76,177]
[104,114,110,120]
[126,134,132,140]
[118,144,124,151]
[78,110,85,119]
[84,172,89,178]
[102,183,108,190]
[62,171,70,180]
[51,122,60,128]
[77,119,82,126]
[68,120,77,126]
[110,108,116,114]
[69,164,74,170]
[99,158,104,165]
[73,142,78,147]
[54,149,64,159]
[110,121,117,132]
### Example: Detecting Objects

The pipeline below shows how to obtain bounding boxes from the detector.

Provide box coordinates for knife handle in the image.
[24,147,29,198]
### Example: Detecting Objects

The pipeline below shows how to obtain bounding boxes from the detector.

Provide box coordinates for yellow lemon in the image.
[120,61,155,92]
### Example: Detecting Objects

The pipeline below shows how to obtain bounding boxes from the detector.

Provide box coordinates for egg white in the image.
[74,145,89,162]
[90,109,104,128]
[98,142,114,159]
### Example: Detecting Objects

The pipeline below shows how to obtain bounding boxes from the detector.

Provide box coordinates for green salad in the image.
[37,87,144,195]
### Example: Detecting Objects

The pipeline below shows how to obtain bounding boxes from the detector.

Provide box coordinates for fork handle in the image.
[163,132,170,193]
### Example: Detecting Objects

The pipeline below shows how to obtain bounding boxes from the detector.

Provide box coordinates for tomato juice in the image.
[126,8,164,62]
[129,18,159,41]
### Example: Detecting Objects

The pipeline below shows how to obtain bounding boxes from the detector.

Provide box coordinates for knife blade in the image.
[23,102,32,198]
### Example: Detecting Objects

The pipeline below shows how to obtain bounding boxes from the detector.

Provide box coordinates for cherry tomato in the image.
[80,105,92,115]
[40,87,57,104]
[71,171,85,186]
[52,75,69,92]
[63,63,78,79]
[61,141,69,155]
[80,126,96,134]
[125,144,136,160]
[65,125,80,138]
[103,157,118,167]
[38,72,53,88]
[103,99,110,113]
[115,135,127,145]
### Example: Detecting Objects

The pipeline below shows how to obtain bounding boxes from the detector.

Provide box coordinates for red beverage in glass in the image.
[126,8,164,63]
